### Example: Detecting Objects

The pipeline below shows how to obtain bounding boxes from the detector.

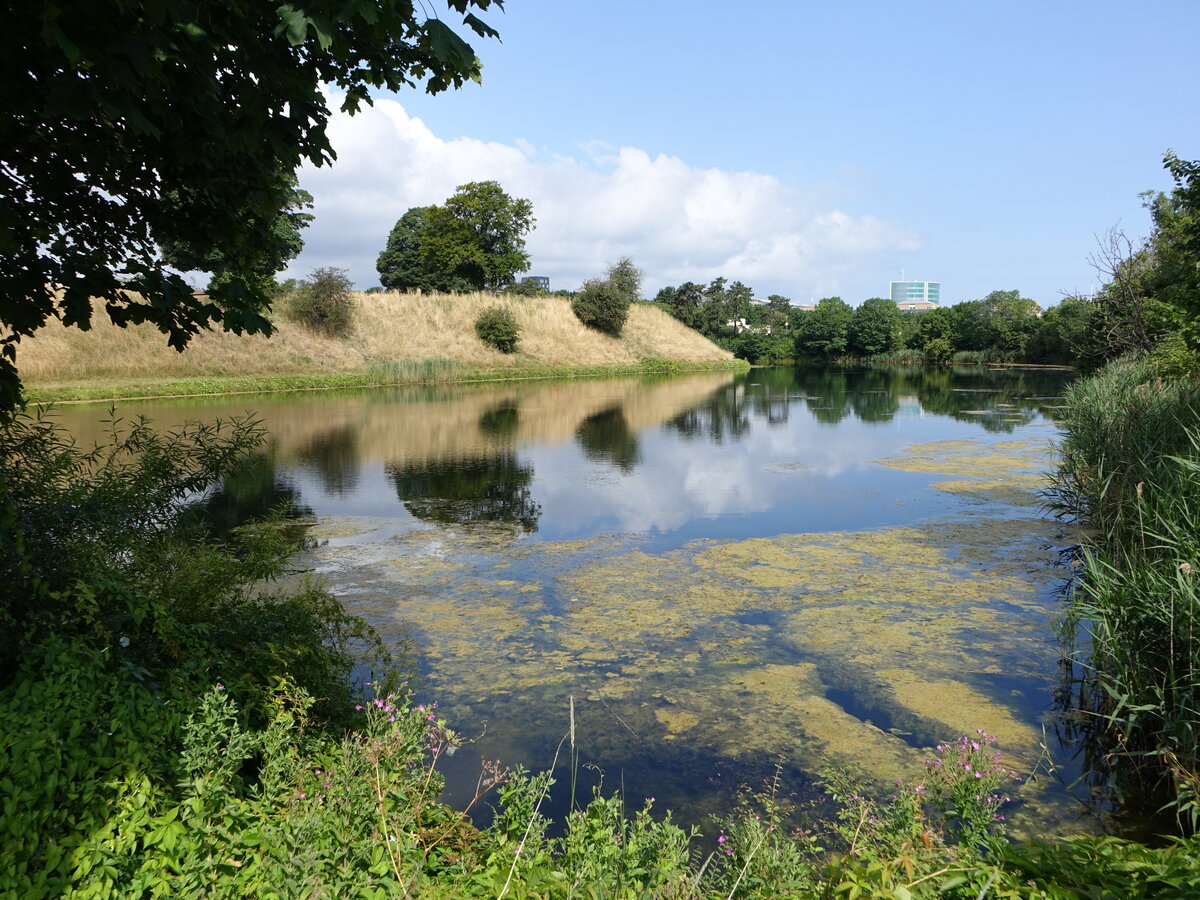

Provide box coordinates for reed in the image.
[1046,354,1200,829]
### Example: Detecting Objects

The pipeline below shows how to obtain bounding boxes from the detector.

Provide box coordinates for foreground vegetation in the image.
[17,291,741,404]
[1047,356,1200,833]
[4,411,1200,898]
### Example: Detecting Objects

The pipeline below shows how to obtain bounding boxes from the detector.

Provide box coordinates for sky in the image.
[284,0,1200,308]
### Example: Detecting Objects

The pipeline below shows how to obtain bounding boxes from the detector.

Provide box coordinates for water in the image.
[53,364,1089,837]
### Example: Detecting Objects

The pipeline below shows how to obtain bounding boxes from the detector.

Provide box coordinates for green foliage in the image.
[421,182,536,291]
[0,0,503,416]
[606,257,644,304]
[848,297,902,357]
[765,295,793,331]
[1024,295,1100,366]
[474,306,521,353]
[285,267,356,337]
[1143,152,1200,351]
[572,277,631,336]
[950,290,1041,359]
[558,791,692,894]
[728,332,793,364]
[0,411,400,895]
[1048,356,1200,827]
[793,297,853,359]
[161,174,314,298]
[507,279,549,297]
[377,206,473,293]
[923,337,955,365]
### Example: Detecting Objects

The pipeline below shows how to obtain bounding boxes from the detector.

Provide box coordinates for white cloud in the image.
[287,94,920,299]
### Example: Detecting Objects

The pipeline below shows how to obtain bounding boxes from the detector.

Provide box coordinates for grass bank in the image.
[19,292,744,404]
[1046,355,1200,831]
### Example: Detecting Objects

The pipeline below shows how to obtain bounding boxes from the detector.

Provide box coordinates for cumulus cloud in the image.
[287,95,919,299]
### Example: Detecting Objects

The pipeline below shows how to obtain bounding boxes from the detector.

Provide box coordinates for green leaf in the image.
[425,19,475,75]
[275,5,309,46]
[463,13,499,40]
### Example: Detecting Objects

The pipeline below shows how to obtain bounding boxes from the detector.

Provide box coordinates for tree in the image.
[765,295,792,331]
[0,0,502,415]
[376,206,470,293]
[794,297,853,359]
[160,174,314,298]
[1025,295,1099,365]
[915,306,957,363]
[666,282,705,330]
[848,297,902,357]
[983,290,1041,356]
[606,257,643,304]
[1154,154,1200,331]
[421,181,535,290]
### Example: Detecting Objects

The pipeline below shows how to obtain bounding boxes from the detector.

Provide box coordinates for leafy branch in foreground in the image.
[0,0,503,415]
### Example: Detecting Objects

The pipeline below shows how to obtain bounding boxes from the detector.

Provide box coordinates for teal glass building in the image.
[889,281,940,307]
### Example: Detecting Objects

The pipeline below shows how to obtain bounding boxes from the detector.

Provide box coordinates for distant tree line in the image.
[652,279,794,362]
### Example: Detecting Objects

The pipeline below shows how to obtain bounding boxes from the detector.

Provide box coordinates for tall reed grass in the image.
[1046,355,1200,830]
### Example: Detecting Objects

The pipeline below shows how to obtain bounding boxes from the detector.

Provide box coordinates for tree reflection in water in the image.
[388,452,541,532]
[575,406,640,473]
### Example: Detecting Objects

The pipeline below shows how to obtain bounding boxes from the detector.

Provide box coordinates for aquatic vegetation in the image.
[303,434,1074,831]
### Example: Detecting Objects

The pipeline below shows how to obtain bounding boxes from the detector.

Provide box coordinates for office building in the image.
[889,281,940,310]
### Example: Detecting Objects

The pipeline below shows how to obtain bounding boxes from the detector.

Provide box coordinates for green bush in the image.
[474,306,520,353]
[571,278,630,336]
[285,266,356,337]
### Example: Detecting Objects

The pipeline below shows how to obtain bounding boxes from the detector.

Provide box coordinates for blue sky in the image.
[287,0,1200,307]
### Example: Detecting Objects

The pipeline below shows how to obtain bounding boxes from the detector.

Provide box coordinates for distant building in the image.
[890,281,940,310]
[521,276,550,291]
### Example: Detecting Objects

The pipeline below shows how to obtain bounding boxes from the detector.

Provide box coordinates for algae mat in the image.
[302,436,1078,835]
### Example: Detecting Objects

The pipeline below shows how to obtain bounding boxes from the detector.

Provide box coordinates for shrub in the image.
[571,278,629,336]
[286,266,355,337]
[475,306,520,353]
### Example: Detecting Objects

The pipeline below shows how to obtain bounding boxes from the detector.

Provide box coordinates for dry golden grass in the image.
[19,291,730,388]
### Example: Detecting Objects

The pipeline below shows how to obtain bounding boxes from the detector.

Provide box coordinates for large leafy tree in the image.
[0,0,502,414]
[376,206,471,293]
[794,297,853,359]
[421,181,535,290]
[848,297,901,356]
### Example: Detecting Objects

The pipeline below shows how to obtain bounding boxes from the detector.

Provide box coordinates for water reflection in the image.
[388,452,541,532]
[50,365,1082,837]
[575,406,640,473]
[182,452,311,539]
[665,381,751,443]
[293,423,361,496]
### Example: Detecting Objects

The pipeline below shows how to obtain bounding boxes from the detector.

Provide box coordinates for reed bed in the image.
[1046,355,1200,829]
[17,292,732,394]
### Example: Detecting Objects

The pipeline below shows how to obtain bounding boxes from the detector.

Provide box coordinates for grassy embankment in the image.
[1046,355,1200,832]
[19,291,744,404]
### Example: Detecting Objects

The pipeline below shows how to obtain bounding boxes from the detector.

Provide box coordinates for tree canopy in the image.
[0,0,503,414]
[421,182,535,291]
[377,182,534,292]
[848,297,902,357]
[794,297,853,359]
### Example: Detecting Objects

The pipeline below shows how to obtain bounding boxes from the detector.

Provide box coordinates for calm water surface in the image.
[57,365,1087,836]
